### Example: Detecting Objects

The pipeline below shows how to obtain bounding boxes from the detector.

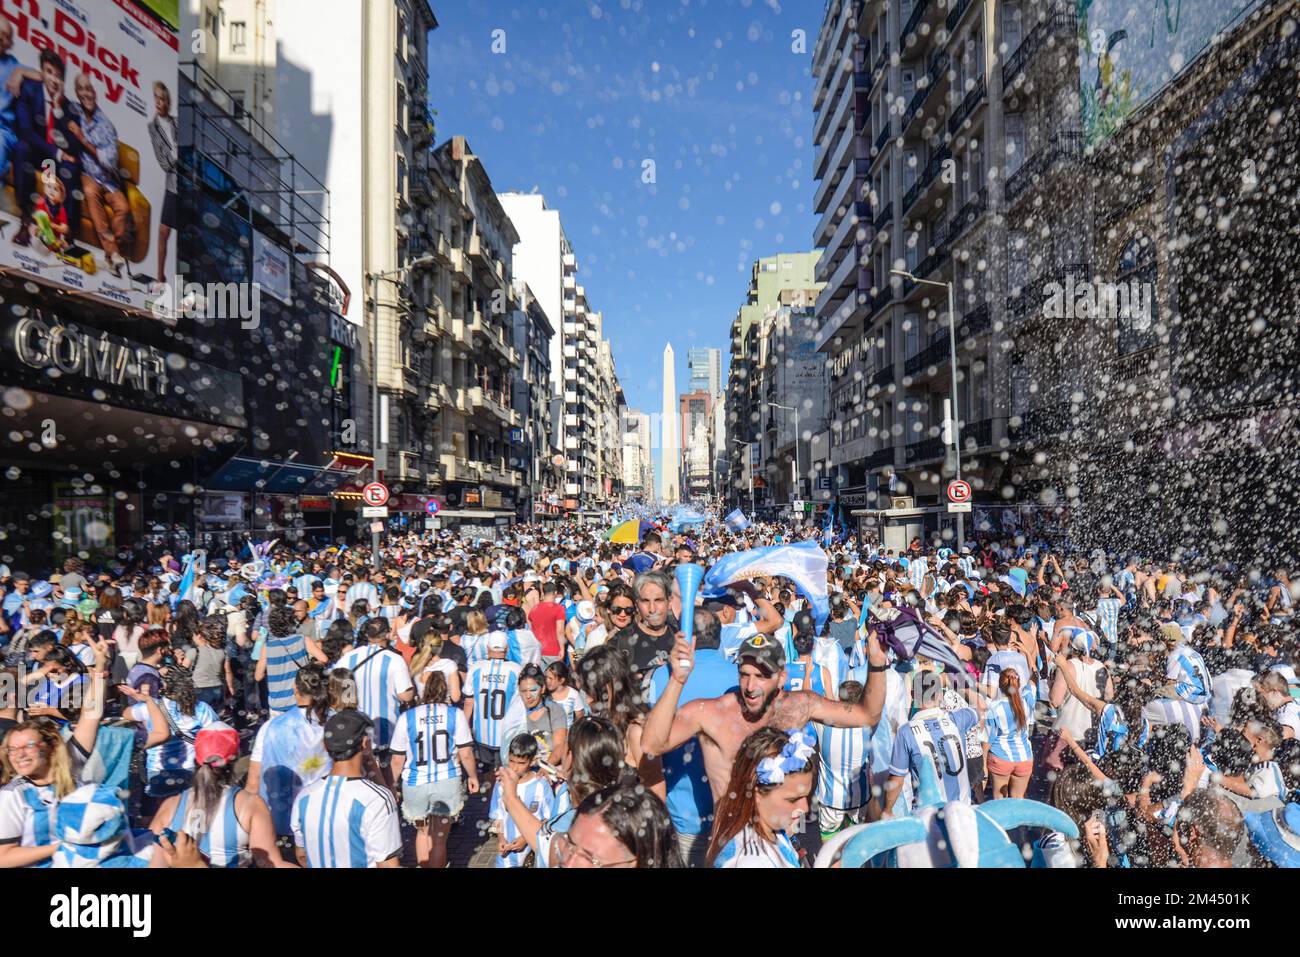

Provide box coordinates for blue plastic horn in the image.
[675,562,705,653]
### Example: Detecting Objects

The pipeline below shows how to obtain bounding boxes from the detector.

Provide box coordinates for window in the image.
[230,91,245,118]
[205,10,219,39]
[230,21,246,52]
[903,148,918,190]
[396,156,407,202]
[901,67,916,106]
[396,83,407,133]
[1003,4,1023,55]
[966,142,984,201]
[1005,113,1025,176]
[1008,230,1029,293]
[1115,235,1158,355]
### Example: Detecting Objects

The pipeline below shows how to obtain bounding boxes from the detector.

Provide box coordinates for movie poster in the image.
[0,0,178,313]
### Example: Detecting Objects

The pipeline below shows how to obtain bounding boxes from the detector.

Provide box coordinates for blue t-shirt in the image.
[647,648,738,836]
[1245,802,1300,868]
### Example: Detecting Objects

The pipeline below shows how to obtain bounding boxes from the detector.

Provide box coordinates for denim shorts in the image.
[401,778,465,823]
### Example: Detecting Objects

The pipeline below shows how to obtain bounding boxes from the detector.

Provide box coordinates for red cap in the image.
[194,727,240,767]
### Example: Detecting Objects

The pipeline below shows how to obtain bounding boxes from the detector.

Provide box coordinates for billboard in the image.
[0,0,178,313]
[1080,0,1261,149]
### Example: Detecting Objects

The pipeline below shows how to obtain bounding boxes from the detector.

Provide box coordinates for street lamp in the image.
[767,401,801,504]
[366,254,436,568]
[890,266,964,551]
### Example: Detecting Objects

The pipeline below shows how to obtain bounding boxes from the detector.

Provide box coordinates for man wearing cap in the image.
[641,624,888,808]
[292,710,401,868]
[706,585,784,662]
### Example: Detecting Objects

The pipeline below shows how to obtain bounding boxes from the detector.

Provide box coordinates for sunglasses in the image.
[609,604,634,615]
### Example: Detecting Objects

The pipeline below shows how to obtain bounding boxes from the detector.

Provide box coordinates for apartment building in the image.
[622,410,654,498]
[500,192,619,518]
[812,0,1294,552]
[724,253,823,512]
[811,0,1087,531]
[513,281,562,521]
[757,306,829,508]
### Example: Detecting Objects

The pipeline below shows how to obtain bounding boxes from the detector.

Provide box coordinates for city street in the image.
[0,0,1295,901]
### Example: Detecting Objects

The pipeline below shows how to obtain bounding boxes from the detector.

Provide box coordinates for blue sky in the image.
[427,0,821,421]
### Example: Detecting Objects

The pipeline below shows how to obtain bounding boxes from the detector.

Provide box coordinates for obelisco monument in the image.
[660,343,680,503]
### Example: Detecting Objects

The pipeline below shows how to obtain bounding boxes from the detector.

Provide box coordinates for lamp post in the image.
[767,401,801,504]
[890,267,963,551]
[367,254,435,569]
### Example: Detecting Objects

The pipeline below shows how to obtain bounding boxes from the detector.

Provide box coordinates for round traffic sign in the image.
[946,479,972,504]
[425,498,440,515]
[362,482,389,507]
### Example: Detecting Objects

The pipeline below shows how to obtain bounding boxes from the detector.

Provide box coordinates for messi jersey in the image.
[466,660,521,749]
[391,704,472,786]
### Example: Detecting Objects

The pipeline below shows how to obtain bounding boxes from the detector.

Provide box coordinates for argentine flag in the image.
[703,540,830,629]
[724,508,750,532]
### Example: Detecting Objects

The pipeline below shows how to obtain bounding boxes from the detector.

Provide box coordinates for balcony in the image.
[1006,262,1092,322]
[945,0,974,32]
[947,75,986,134]
[899,0,930,46]
[904,336,951,376]
[468,385,519,428]
[902,145,951,214]
[873,201,894,233]
[873,123,893,157]
[397,450,422,482]
[956,302,991,339]
[948,186,988,242]
[1005,129,1084,204]
[871,41,890,78]
[869,284,894,319]
[872,365,895,388]
[1002,7,1077,89]
[902,52,950,135]
[962,417,993,450]
[449,247,472,286]
[469,310,515,363]
[1012,399,1075,442]
[439,454,479,483]
[905,434,946,463]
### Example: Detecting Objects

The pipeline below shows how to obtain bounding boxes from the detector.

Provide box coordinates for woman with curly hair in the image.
[707,725,819,868]
[120,658,222,810]
[554,782,683,869]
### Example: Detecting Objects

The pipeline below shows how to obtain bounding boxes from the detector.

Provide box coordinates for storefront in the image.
[0,307,247,570]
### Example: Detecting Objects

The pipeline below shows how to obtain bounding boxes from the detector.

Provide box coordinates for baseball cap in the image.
[486,631,509,652]
[195,727,240,767]
[705,594,739,611]
[323,709,373,760]
[736,633,787,674]
[576,600,595,622]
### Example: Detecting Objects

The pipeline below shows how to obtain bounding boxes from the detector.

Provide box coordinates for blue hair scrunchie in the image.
[756,725,818,786]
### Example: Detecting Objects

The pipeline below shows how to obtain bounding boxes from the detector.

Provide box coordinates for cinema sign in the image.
[12,316,168,396]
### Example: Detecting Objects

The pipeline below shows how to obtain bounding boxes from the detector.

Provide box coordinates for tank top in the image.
[171,785,250,868]
[1054,657,1106,738]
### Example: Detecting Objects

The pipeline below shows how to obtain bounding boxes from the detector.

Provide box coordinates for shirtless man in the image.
[640,627,888,803]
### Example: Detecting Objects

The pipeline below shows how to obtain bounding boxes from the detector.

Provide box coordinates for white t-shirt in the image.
[416,657,458,694]
[292,776,401,868]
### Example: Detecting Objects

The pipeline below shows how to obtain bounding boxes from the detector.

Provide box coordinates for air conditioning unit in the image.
[890,496,915,510]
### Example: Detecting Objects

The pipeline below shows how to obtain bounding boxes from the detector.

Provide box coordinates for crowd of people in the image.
[0,516,1297,869]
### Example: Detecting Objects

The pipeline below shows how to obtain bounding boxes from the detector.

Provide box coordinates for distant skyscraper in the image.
[660,343,680,503]
[688,347,721,396]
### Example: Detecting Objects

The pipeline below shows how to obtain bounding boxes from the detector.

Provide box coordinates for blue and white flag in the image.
[724,508,750,532]
[703,540,830,629]
[175,554,199,607]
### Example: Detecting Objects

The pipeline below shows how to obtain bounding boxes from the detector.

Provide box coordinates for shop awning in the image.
[262,463,327,494]
[203,456,278,492]
[433,509,517,519]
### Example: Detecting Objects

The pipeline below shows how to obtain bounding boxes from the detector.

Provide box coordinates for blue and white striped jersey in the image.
[785,659,828,696]
[1247,761,1286,801]
[1274,700,1300,739]
[170,785,249,868]
[463,633,489,663]
[466,660,521,749]
[344,582,380,611]
[816,723,871,810]
[128,698,221,794]
[292,776,401,868]
[551,688,586,729]
[331,645,413,750]
[713,824,800,868]
[0,779,56,867]
[1091,703,1149,759]
[1094,598,1122,647]
[986,685,1037,763]
[1143,698,1204,744]
[264,633,311,714]
[981,649,1032,692]
[390,704,472,786]
[908,557,929,591]
[488,774,553,868]
[1166,644,1211,705]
